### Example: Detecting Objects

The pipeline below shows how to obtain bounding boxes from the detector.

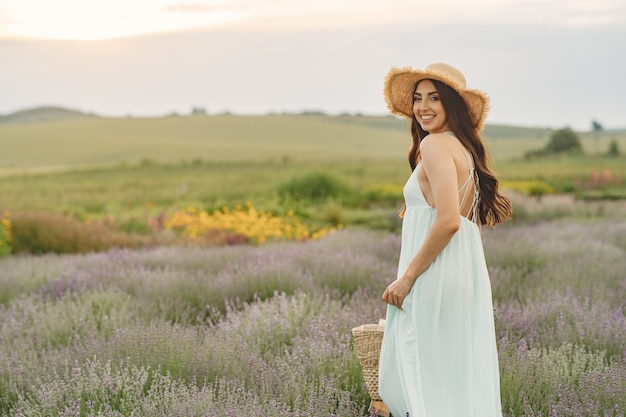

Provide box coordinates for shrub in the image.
[607,139,620,157]
[545,128,583,154]
[0,211,11,256]
[278,171,351,204]
[116,216,153,234]
[165,203,337,245]
[343,208,402,232]
[9,211,145,254]
[500,180,554,197]
[319,200,346,227]
[362,183,404,206]
[524,128,583,159]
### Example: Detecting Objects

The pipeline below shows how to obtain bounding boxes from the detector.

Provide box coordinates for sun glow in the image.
[1,0,624,41]
[0,0,247,40]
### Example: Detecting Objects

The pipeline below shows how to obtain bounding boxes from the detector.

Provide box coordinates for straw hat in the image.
[383,62,490,132]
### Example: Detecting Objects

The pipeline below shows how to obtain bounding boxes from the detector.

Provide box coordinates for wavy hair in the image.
[403,79,512,226]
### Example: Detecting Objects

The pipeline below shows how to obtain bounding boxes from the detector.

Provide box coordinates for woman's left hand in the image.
[381,276,414,310]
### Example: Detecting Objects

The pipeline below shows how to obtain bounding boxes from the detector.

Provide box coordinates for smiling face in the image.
[413,79,450,134]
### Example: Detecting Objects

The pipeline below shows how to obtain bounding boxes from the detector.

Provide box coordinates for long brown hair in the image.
[403,79,512,226]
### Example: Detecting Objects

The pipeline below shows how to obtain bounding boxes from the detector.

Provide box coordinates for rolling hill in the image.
[0,107,623,174]
[0,106,97,124]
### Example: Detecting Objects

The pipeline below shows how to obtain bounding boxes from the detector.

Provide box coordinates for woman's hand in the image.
[381,276,414,310]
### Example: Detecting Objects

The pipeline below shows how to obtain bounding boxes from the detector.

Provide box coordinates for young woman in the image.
[378,62,512,417]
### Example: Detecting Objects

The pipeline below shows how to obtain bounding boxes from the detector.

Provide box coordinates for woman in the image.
[378,62,512,417]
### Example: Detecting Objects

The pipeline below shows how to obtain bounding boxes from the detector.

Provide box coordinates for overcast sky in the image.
[1,0,625,130]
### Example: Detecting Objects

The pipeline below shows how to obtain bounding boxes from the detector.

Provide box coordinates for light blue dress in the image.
[378,146,503,417]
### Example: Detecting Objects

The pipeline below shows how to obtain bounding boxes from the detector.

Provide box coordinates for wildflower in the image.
[164,203,336,245]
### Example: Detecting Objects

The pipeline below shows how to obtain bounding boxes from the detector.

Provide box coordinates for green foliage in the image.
[362,183,404,206]
[0,160,409,214]
[545,128,583,153]
[343,208,403,232]
[0,211,11,256]
[2,154,625,223]
[10,211,145,254]
[278,171,351,204]
[317,200,346,226]
[0,115,625,257]
[116,216,153,234]
[607,138,620,157]
[0,154,625,256]
[525,128,583,159]
[500,180,555,197]
[576,188,626,200]
[1,115,626,221]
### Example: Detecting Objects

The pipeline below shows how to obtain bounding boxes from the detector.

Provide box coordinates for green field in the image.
[1,109,625,217]
[0,114,410,171]
[2,111,625,171]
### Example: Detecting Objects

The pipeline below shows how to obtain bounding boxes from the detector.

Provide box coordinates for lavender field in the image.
[1,197,625,416]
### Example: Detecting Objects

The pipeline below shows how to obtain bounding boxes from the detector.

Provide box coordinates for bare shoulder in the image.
[420,133,454,158]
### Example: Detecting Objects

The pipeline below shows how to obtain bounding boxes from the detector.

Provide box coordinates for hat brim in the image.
[384,66,490,132]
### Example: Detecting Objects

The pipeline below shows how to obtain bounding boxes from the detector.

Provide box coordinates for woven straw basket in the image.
[351,323,385,401]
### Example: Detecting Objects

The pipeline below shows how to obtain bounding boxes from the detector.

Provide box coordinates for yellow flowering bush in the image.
[165,203,339,245]
[0,211,12,255]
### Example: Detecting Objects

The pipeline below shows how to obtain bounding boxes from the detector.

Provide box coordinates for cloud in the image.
[2,0,625,40]
[491,0,626,28]
[205,0,626,31]
[0,3,624,128]
[165,3,240,14]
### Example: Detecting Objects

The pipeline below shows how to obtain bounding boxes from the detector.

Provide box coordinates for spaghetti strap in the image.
[461,152,480,224]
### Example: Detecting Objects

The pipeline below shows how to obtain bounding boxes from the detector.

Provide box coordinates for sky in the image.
[1,0,625,130]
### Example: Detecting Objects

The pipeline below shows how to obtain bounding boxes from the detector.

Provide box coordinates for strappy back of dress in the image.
[444,132,480,223]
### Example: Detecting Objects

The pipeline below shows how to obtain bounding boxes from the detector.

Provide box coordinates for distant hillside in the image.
[0,106,97,124]
[1,110,624,173]
[483,124,554,140]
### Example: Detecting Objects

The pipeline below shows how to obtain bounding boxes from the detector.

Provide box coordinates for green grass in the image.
[497,154,626,180]
[1,154,624,215]
[1,113,625,220]
[3,113,624,173]
[0,114,410,170]
[0,159,409,213]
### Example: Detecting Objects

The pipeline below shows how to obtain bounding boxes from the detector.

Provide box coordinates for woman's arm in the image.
[382,134,461,310]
